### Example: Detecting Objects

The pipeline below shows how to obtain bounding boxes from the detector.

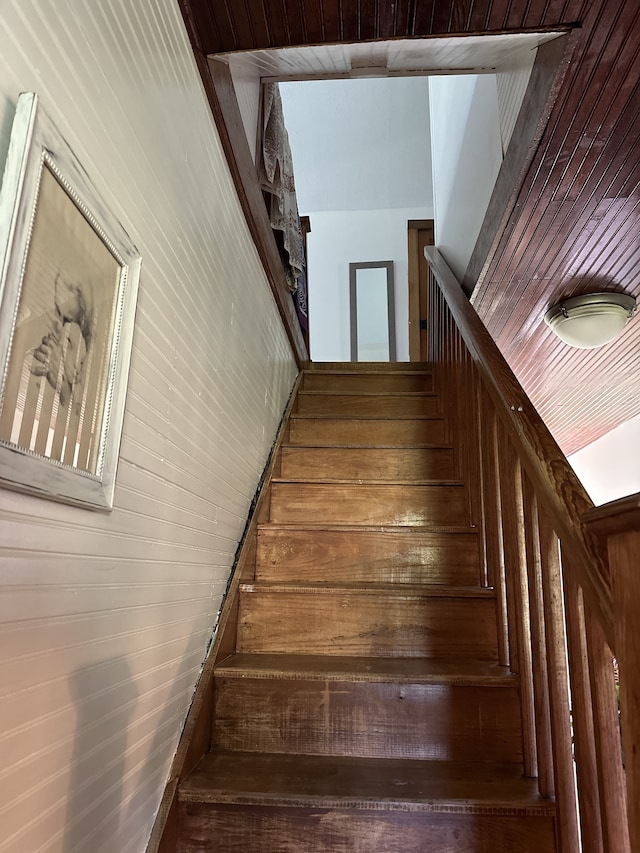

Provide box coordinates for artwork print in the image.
[0,164,121,474]
[0,93,141,508]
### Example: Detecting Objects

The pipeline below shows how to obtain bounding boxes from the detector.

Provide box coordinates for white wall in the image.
[496,48,537,154]
[228,58,261,164]
[279,78,433,362]
[429,74,503,282]
[306,208,432,362]
[280,77,433,213]
[0,2,297,852]
[569,413,640,506]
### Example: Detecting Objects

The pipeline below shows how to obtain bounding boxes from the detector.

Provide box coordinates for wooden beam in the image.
[173,5,308,365]
[464,32,578,295]
[204,57,308,365]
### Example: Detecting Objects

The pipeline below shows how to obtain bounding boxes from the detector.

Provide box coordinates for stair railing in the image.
[425,247,634,853]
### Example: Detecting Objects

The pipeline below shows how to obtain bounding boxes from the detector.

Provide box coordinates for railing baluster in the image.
[479,387,509,664]
[522,476,554,798]
[563,566,604,853]
[538,508,580,853]
[584,601,630,853]
[498,430,537,777]
[474,373,490,588]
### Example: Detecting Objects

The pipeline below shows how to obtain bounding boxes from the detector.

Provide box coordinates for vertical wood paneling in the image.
[0,1,297,852]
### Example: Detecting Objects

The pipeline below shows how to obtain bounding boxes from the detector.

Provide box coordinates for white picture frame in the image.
[0,93,141,510]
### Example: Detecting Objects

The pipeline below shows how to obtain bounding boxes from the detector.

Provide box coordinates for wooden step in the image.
[306,361,432,372]
[295,392,440,418]
[289,416,446,446]
[237,583,498,659]
[269,481,468,526]
[213,655,522,762]
[256,525,481,585]
[215,654,516,685]
[302,372,433,393]
[181,751,553,813]
[279,445,455,481]
[179,754,556,853]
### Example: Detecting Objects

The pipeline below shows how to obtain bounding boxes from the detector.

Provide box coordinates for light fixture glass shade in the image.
[544,292,636,349]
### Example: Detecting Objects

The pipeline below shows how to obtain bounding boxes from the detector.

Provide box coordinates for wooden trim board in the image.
[463,32,577,295]
[172,7,308,365]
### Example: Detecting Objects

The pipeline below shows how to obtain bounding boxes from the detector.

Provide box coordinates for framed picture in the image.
[0,93,141,510]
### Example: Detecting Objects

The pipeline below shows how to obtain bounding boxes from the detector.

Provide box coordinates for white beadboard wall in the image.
[0,2,297,852]
[496,47,537,154]
[228,58,262,165]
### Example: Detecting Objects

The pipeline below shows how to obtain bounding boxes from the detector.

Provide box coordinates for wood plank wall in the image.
[0,2,297,852]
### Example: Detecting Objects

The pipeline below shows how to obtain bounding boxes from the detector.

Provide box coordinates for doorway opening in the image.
[214,30,569,362]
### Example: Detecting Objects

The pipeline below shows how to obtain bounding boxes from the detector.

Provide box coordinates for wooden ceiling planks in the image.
[474,0,640,452]
[188,0,578,53]
[181,0,640,456]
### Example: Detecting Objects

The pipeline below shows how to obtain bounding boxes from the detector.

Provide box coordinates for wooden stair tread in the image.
[291,413,444,421]
[258,523,479,534]
[180,752,554,815]
[282,442,454,450]
[298,390,438,397]
[291,413,444,420]
[216,654,516,685]
[304,368,432,376]
[271,477,463,486]
[305,362,432,371]
[239,582,495,598]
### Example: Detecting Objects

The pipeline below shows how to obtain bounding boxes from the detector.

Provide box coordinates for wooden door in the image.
[408,219,434,361]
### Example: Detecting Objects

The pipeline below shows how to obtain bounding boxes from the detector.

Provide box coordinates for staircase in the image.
[176,362,557,852]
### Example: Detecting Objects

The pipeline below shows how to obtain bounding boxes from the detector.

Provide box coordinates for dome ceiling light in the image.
[544,292,636,349]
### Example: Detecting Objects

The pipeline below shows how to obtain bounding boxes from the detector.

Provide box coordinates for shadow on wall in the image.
[65,658,139,851]
[64,620,214,851]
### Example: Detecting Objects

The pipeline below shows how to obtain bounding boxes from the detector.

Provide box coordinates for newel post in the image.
[583,494,640,853]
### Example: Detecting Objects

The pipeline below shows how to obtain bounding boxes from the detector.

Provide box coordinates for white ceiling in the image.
[221,32,562,81]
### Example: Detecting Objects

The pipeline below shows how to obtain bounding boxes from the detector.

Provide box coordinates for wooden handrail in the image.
[424,247,633,851]
[424,247,613,648]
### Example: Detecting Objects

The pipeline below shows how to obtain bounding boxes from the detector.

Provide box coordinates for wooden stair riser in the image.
[279,446,455,481]
[256,528,481,586]
[295,393,441,418]
[269,482,468,526]
[237,589,498,659]
[178,804,556,853]
[302,373,433,393]
[289,417,446,446]
[213,677,523,762]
